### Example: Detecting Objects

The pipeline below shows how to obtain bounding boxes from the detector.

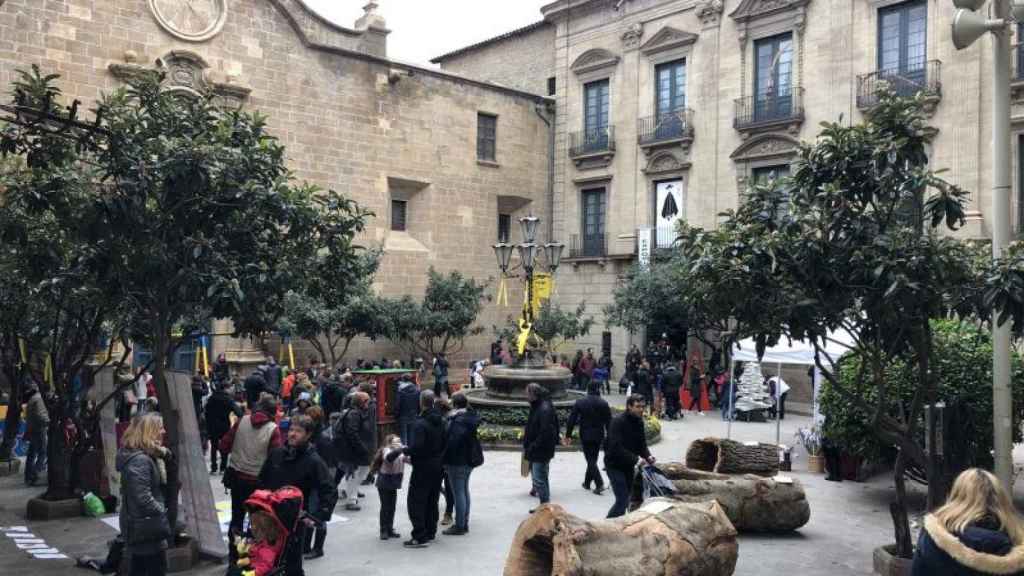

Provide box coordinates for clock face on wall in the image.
[149,0,228,42]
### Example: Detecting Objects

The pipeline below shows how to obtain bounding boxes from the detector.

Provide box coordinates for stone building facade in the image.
[0,0,553,373]
[435,0,1021,401]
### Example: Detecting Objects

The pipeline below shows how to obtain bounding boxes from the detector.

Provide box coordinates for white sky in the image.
[302,0,549,66]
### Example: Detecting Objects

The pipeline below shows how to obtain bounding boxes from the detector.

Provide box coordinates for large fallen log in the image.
[631,463,810,533]
[504,498,738,576]
[686,437,779,476]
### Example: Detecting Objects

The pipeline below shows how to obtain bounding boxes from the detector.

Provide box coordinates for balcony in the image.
[857,60,941,112]
[569,126,616,169]
[638,109,694,155]
[568,233,607,259]
[655,225,679,250]
[733,88,804,135]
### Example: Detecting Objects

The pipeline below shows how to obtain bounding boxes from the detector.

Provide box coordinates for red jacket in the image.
[248,538,284,576]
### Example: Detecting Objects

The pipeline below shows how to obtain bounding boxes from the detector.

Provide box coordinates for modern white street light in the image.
[951,0,1015,489]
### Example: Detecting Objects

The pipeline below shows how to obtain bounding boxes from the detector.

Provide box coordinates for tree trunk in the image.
[686,437,779,476]
[0,361,22,461]
[152,323,181,539]
[631,463,810,533]
[892,450,913,558]
[44,394,76,500]
[503,498,738,576]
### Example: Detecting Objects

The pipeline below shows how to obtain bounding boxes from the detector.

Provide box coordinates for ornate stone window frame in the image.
[730,0,810,102]
[729,132,800,194]
[571,48,621,79]
[638,28,699,157]
[108,49,251,108]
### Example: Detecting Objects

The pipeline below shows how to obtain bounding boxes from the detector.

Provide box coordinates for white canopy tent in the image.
[727,329,857,442]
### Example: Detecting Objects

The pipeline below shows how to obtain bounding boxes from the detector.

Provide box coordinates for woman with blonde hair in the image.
[913,468,1024,575]
[116,413,171,576]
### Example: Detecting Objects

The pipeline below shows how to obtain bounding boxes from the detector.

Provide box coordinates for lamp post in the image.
[951,0,1018,489]
[494,215,564,328]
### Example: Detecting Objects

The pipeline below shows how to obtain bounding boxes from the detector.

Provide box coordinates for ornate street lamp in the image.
[543,242,564,272]
[517,243,538,271]
[519,215,540,245]
[491,216,561,329]
[493,242,514,273]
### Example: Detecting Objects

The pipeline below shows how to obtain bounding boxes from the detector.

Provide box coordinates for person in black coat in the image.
[401,390,446,548]
[320,376,345,419]
[912,468,1024,576]
[565,381,611,494]
[632,362,653,410]
[523,383,560,509]
[396,374,421,445]
[258,415,337,574]
[441,392,481,535]
[604,395,654,518]
[335,392,373,511]
[243,371,267,408]
[660,365,683,420]
[204,380,242,474]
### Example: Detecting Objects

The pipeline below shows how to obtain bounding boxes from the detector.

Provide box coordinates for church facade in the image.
[0,0,553,371]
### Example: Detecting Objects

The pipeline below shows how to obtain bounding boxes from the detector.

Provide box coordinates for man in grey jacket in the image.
[23,381,49,486]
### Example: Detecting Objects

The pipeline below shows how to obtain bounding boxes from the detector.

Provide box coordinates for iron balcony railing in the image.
[733,87,804,130]
[569,233,607,258]
[857,60,941,109]
[569,125,615,157]
[655,225,679,249]
[638,109,694,146]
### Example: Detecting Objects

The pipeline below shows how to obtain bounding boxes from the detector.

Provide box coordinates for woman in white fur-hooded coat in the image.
[913,468,1024,576]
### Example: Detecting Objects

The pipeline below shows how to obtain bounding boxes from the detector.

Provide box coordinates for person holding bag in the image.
[116,414,171,576]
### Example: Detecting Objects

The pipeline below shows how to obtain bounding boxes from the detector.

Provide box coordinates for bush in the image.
[819,319,1024,468]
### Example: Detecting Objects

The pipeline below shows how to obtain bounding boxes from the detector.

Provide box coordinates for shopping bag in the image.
[82,492,106,518]
[521,454,530,478]
[641,465,677,500]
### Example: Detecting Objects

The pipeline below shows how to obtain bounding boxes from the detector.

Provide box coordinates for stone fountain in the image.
[464,214,585,447]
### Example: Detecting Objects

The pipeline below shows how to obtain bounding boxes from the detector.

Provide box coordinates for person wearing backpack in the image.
[441,392,482,536]
[333,392,372,511]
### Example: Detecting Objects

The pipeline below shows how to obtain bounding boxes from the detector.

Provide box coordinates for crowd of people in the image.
[110,353,486,576]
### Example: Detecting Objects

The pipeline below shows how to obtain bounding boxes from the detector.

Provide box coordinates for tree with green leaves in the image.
[0,68,136,497]
[0,67,371,521]
[277,251,389,367]
[382,268,490,361]
[496,300,594,361]
[612,91,1008,558]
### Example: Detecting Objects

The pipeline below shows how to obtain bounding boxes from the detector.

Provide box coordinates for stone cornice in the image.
[729,0,811,25]
[571,48,621,76]
[640,26,699,56]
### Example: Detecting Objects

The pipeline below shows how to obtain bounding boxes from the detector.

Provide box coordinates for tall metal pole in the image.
[991,0,1014,490]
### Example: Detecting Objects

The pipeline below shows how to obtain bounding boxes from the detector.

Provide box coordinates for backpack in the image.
[469,434,484,468]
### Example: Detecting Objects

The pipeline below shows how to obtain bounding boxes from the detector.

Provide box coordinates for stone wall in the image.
[435,23,556,97]
[0,0,552,372]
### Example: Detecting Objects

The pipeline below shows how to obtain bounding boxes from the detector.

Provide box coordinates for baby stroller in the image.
[229,486,320,576]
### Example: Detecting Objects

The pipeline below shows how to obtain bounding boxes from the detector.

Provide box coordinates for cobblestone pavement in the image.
[0,400,939,576]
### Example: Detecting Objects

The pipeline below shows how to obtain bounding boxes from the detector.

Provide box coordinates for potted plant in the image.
[795,427,823,473]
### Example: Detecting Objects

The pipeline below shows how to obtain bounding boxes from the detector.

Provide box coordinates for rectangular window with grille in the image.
[751,165,792,221]
[498,213,511,243]
[753,33,793,122]
[581,188,606,257]
[477,113,497,161]
[391,199,407,232]
[548,77,556,96]
[877,0,927,97]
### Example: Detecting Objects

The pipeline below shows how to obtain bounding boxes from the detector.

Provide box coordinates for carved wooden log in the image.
[503,498,738,576]
[686,437,779,476]
[631,463,810,533]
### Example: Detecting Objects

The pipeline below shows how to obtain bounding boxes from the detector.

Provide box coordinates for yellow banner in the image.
[531,273,552,315]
